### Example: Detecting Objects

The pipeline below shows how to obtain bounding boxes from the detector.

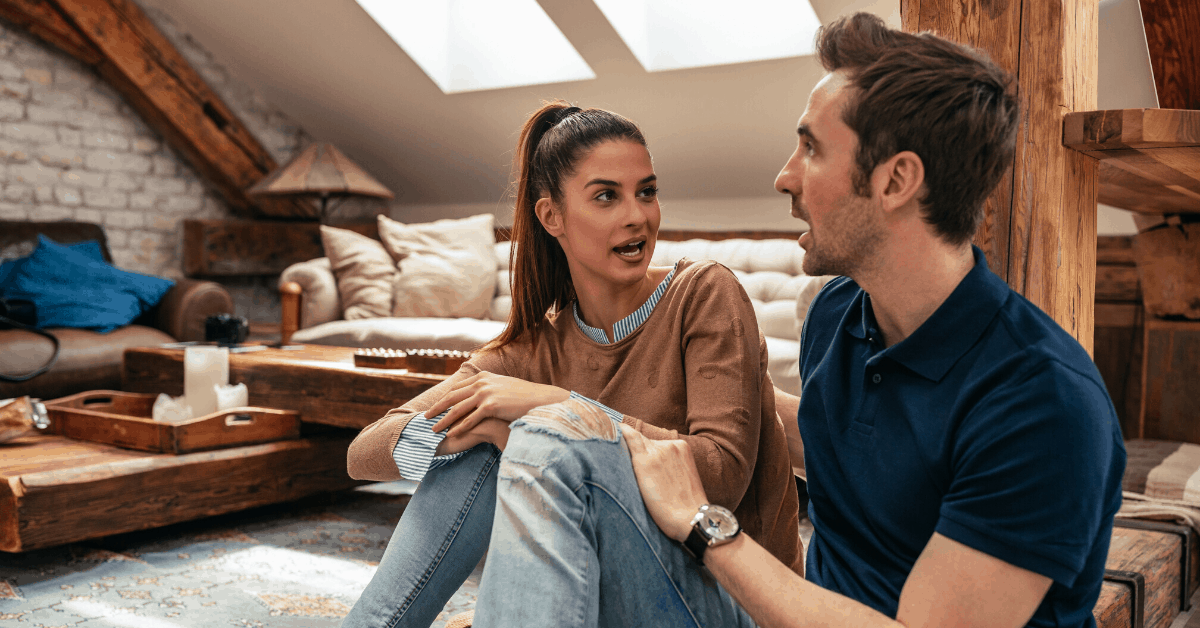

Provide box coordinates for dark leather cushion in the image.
[0,325,173,401]
[0,221,111,264]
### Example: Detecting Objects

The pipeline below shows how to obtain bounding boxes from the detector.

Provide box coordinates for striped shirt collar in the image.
[573,262,678,344]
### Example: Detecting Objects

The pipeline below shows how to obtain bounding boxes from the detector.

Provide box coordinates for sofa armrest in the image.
[279,257,342,329]
[280,281,301,346]
[153,278,234,341]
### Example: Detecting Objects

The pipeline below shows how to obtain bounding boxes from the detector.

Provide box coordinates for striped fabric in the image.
[1123,439,1200,504]
[393,409,466,482]
[569,391,624,424]
[573,262,677,344]
[1116,439,1200,534]
[393,263,675,480]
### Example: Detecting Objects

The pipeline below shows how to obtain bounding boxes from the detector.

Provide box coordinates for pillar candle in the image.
[184,346,228,417]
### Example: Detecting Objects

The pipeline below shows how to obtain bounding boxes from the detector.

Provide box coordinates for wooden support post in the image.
[902,0,1099,354]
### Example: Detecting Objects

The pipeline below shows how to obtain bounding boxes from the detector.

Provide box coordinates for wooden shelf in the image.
[1063,108,1200,214]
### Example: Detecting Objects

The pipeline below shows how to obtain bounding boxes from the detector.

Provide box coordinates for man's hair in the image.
[815,13,1019,246]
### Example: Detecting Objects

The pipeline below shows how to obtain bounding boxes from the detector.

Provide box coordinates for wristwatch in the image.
[681,504,741,565]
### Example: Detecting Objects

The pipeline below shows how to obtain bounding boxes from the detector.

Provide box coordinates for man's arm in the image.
[621,426,1052,628]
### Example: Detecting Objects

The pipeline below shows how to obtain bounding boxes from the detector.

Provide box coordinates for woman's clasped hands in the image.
[428,372,570,456]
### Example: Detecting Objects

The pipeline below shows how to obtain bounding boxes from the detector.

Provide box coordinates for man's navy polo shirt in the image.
[798,247,1126,627]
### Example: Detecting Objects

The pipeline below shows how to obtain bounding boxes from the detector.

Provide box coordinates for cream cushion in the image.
[320,226,396,320]
[290,317,505,352]
[378,214,497,319]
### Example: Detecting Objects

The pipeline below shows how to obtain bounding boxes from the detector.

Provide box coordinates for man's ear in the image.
[535,197,564,237]
[874,150,925,214]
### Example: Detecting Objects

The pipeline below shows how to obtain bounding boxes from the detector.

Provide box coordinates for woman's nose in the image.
[624,199,649,227]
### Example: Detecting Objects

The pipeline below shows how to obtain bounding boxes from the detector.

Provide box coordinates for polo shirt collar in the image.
[847,246,1009,382]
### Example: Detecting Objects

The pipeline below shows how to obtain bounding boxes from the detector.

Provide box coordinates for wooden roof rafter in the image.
[0,0,316,219]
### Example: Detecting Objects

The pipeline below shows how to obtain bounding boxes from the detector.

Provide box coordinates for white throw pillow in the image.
[377,214,498,319]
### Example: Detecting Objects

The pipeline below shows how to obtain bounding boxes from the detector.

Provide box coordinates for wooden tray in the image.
[43,390,301,454]
[353,348,471,374]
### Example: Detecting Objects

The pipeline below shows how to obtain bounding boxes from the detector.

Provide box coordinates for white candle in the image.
[184,346,229,417]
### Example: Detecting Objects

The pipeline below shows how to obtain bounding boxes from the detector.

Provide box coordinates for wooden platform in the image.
[123,344,447,430]
[1063,108,1200,215]
[0,433,363,552]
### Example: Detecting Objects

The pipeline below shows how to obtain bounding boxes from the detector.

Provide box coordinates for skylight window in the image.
[592,0,822,72]
[355,0,595,94]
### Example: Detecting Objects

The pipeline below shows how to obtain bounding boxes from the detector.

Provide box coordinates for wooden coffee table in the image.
[122,344,449,430]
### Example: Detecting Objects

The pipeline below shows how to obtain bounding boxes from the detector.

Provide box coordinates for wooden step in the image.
[1095,519,1198,628]
[0,433,363,552]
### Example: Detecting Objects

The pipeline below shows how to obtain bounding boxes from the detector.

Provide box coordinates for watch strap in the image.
[683,526,710,565]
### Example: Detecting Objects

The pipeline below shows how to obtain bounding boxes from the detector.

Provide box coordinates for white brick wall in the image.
[0,3,314,323]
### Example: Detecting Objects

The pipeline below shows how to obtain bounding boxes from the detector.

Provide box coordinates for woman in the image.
[341,102,801,627]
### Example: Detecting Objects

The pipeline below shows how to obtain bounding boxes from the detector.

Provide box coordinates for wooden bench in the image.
[1095,519,1198,628]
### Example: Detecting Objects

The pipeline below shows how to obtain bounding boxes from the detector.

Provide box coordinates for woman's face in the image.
[544,139,661,289]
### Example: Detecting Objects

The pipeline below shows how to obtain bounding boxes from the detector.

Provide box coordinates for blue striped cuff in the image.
[392,411,466,482]
[569,391,624,424]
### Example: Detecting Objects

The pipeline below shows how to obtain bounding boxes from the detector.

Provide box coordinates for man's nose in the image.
[775,152,802,195]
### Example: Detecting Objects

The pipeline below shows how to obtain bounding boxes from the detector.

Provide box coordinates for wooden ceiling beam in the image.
[0,0,101,64]
[0,0,315,219]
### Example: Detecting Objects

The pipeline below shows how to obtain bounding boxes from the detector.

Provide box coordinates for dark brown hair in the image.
[815,13,1019,246]
[486,101,647,352]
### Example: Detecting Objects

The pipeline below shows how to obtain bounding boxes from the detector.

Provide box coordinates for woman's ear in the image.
[874,150,925,215]
[535,197,564,237]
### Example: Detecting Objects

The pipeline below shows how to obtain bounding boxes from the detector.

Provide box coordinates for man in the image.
[468,12,1125,628]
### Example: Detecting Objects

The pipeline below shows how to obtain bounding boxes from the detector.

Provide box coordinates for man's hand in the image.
[621,424,709,542]
[435,417,510,456]
[428,372,570,436]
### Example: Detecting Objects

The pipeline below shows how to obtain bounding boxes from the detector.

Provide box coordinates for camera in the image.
[205,314,249,346]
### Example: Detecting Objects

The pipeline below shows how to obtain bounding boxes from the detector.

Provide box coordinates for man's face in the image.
[775,71,886,278]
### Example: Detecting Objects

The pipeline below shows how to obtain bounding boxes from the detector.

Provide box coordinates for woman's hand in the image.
[428,372,570,436]
[434,417,511,456]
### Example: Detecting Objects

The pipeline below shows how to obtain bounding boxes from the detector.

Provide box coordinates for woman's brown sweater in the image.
[346,259,803,573]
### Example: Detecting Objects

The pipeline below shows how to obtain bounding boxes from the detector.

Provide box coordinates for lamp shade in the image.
[246,143,394,200]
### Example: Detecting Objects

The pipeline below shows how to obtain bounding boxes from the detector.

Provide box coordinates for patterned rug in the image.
[1,481,815,627]
[0,481,479,627]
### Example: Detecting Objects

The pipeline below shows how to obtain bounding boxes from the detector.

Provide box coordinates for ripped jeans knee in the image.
[510,398,620,444]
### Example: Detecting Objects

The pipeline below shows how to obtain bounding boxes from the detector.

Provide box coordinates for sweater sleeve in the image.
[345,348,514,481]
[620,264,763,510]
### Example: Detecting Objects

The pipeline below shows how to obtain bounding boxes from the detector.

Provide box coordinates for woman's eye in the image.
[595,190,616,202]
[638,186,658,199]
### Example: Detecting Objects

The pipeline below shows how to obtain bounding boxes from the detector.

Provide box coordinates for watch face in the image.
[698,505,739,541]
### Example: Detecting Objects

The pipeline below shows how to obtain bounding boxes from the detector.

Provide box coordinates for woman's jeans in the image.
[343,399,756,627]
[340,443,502,628]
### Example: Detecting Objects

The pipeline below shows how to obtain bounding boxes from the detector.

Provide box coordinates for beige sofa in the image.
[279,236,830,395]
